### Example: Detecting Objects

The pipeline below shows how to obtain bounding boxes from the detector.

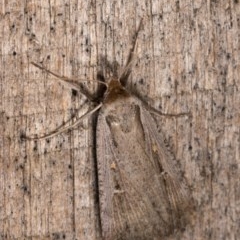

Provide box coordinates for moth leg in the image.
[119,18,143,85]
[31,62,98,101]
[149,105,192,118]
[24,103,102,140]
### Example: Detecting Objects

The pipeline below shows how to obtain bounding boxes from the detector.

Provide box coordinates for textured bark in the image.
[0,0,239,239]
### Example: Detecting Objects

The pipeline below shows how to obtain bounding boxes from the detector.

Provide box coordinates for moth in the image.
[26,19,194,240]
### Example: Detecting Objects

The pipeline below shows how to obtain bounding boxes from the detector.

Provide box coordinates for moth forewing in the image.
[96,81,192,240]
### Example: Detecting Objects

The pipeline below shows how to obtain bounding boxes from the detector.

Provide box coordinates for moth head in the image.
[103,78,130,104]
[108,78,122,91]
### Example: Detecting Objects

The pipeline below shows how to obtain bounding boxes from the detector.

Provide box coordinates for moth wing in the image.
[97,106,171,240]
[96,112,115,237]
[139,103,192,221]
[97,99,192,239]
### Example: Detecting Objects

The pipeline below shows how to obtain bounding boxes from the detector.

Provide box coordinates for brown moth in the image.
[25,19,194,240]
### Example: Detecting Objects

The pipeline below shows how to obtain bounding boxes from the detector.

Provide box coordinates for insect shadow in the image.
[24,19,194,240]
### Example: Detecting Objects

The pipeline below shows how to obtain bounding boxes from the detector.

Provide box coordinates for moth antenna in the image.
[31,62,108,89]
[24,103,102,140]
[119,18,144,85]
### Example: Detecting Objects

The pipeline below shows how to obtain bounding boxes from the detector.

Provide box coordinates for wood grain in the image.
[0,0,239,239]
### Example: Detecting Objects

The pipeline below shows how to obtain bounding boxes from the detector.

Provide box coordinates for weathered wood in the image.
[0,0,239,239]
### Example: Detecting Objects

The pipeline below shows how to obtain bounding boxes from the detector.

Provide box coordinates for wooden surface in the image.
[0,0,239,239]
